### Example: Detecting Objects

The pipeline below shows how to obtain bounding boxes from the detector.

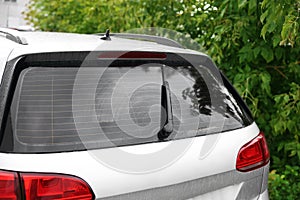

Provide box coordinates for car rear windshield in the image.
[0,52,253,153]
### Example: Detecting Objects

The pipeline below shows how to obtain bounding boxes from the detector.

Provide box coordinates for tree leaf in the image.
[273,35,281,47]
[253,47,261,58]
[261,47,274,63]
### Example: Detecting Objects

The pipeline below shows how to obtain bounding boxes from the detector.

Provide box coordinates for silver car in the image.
[0,28,269,200]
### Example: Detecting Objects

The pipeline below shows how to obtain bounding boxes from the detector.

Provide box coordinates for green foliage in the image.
[25,0,300,197]
[25,0,183,33]
[261,0,300,47]
[269,166,300,200]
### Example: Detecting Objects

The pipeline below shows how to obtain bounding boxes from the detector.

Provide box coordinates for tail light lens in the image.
[0,170,94,200]
[236,132,270,172]
[0,170,20,200]
[21,173,93,200]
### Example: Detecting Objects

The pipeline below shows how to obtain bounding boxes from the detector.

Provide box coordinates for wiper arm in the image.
[162,81,173,133]
[158,66,173,140]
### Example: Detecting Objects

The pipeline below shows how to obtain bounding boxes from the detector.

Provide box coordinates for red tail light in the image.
[22,173,93,200]
[0,170,94,200]
[236,132,270,172]
[0,170,20,200]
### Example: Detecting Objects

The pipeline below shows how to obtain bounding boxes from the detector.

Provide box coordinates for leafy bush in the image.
[269,165,300,200]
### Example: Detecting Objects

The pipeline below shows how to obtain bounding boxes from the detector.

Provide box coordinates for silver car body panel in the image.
[6,31,205,58]
[1,31,205,81]
[98,167,267,200]
[0,39,15,81]
[0,122,268,199]
[0,29,269,199]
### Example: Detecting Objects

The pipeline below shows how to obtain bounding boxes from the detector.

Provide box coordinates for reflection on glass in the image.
[164,64,245,137]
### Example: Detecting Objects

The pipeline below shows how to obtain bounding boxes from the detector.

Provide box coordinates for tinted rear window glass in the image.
[10,66,163,152]
[164,65,246,139]
[1,53,253,153]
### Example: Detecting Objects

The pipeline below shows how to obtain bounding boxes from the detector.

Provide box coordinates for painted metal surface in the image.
[5,30,205,60]
[0,38,15,80]
[97,167,268,200]
[0,123,267,199]
[0,29,269,199]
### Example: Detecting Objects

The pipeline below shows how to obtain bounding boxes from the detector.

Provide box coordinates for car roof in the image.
[0,28,207,61]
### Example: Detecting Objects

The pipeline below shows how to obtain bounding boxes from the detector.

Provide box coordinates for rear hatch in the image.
[0,51,267,199]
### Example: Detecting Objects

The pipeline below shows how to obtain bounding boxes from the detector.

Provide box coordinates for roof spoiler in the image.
[0,28,28,45]
[96,32,184,49]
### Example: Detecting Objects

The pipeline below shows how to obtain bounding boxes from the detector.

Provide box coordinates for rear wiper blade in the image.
[162,81,173,133]
[158,66,174,140]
